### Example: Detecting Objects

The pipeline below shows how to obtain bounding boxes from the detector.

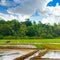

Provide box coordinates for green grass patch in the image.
[0,39,60,45]
[0,39,60,49]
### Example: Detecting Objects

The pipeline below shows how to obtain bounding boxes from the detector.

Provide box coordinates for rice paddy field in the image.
[0,39,60,60]
[0,39,60,49]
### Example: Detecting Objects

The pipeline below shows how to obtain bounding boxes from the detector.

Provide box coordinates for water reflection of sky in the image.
[42,51,60,59]
[0,50,26,60]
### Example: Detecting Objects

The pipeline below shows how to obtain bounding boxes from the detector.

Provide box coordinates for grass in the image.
[33,44,60,49]
[0,39,60,49]
[0,39,60,44]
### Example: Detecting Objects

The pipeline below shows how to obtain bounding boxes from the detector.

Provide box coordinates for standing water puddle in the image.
[41,50,60,59]
[0,50,32,60]
[1,50,60,60]
[25,50,46,60]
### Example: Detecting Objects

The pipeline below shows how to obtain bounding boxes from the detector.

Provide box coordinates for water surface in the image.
[42,50,60,59]
[0,50,29,60]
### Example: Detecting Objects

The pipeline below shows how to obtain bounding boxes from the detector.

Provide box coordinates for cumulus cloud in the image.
[0,0,7,6]
[7,0,51,22]
[0,13,29,22]
[0,0,60,24]
[0,0,20,7]
[41,3,60,24]
[8,0,51,15]
[0,13,17,21]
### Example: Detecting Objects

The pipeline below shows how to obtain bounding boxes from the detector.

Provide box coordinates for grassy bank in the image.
[0,39,60,49]
[0,39,60,44]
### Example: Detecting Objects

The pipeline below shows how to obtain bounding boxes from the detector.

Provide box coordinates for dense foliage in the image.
[0,19,60,39]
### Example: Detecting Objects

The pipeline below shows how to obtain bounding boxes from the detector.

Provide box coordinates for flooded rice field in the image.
[0,45,60,60]
[31,50,60,60]
[0,49,60,60]
[0,49,35,60]
[41,50,60,59]
[25,50,46,60]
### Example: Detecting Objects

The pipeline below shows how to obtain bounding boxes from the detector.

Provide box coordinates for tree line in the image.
[0,19,60,39]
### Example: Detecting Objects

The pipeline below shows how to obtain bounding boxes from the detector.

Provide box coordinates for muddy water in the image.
[0,50,32,60]
[0,50,23,60]
[25,50,40,60]
[41,50,60,59]
[1,49,60,60]
[25,50,46,60]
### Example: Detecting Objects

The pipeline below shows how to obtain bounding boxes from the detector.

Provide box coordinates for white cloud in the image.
[41,3,60,24]
[0,13,17,21]
[7,0,52,23]
[0,0,19,6]
[8,0,51,15]
[41,15,56,24]
[42,15,60,25]
[0,0,60,24]
[0,13,29,22]
[17,14,30,22]
[0,0,7,6]
[46,3,60,16]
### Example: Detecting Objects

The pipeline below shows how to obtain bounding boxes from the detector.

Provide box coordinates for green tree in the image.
[0,24,13,36]
[19,24,27,37]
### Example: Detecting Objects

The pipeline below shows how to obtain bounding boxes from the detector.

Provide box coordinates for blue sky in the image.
[0,0,60,24]
[0,0,60,14]
[47,0,60,6]
[0,0,21,14]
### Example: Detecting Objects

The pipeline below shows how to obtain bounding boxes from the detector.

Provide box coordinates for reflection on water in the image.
[25,50,46,60]
[42,50,60,59]
[0,50,24,60]
[1,50,60,60]
[0,49,34,60]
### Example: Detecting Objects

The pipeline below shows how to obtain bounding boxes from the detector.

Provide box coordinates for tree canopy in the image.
[0,19,60,39]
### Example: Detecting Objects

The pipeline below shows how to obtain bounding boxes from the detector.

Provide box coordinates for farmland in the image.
[0,39,60,49]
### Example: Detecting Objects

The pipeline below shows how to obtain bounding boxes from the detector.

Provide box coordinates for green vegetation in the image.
[0,19,60,39]
[0,39,60,44]
[0,39,60,49]
[0,19,60,49]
